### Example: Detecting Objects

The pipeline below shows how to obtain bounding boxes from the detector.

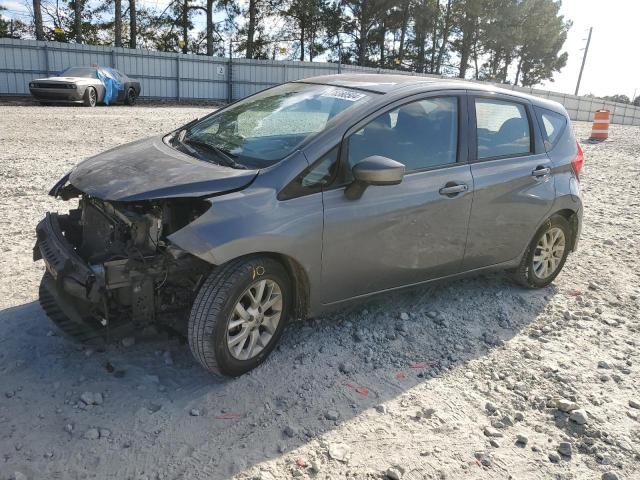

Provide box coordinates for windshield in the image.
[60,67,97,78]
[179,82,374,168]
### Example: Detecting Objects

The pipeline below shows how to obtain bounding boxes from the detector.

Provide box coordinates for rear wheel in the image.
[188,256,291,377]
[512,215,571,288]
[83,87,97,107]
[124,88,137,106]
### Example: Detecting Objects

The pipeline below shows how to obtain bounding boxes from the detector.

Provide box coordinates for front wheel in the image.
[512,215,572,288]
[188,256,291,376]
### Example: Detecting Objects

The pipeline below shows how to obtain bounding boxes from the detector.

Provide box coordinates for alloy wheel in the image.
[532,226,566,279]
[226,278,283,361]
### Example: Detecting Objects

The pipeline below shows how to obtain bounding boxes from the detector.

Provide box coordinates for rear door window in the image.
[475,98,532,159]
[535,108,567,150]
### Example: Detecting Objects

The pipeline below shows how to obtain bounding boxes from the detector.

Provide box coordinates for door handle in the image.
[532,166,551,178]
[439,183,468,196]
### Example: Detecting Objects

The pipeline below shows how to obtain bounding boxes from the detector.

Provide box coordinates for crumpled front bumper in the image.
[34,212,110,340]
[34,212,102,303]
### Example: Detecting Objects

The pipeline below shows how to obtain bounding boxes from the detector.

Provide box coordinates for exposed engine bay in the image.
[34,191,212,338]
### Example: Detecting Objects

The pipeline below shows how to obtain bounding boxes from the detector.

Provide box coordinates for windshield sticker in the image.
[320,88,367,102]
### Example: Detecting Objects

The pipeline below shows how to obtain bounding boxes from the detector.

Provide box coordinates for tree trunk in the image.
[74,0,83,43]
[514,56,523,86]
[246,0,257,58]
[205,0,214,55]
[300,22,305,61]
[181,0,189,54]
[397,1,409,63]
[33,0,44,40]
[457,11,474,78]
[309,24,315,61]
[114,0,122,47]
[500,52,512,83]
[429,0,439,73]
[473,25,479,80]
[129,0,137,49]
[458,36,470,78]
[378,22,386,68]
[358,16,367,66]
[416,31,426,73]
[435,0,453,74]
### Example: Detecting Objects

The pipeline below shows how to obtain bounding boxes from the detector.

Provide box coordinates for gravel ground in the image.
[0,104,639,480]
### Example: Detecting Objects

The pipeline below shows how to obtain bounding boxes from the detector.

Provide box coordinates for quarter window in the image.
[347,97,458,172]
[277,147,338,200]
[536,108,567,150]
[475,98,531,159]
[301,147,338,188]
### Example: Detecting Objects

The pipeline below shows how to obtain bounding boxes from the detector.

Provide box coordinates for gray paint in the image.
[70,136,258,201]
[321,163,474,304]
[59,75,583,316]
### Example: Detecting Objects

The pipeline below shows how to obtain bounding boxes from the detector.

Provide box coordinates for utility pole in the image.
[574,27,592,96]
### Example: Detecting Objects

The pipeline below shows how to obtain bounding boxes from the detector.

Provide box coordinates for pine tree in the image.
[514,0,570,86]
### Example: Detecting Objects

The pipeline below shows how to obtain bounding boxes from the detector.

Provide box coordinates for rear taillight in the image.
[572,142,584,179]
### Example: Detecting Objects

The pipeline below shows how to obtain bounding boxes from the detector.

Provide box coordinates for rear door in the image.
[320,92,474,304]
[462,93,555,270]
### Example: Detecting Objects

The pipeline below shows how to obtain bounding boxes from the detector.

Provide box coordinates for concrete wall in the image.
[2,38,639,126]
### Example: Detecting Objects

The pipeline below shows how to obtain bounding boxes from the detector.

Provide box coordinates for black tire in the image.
[124,88,137,106]
[83,87,97,107]
[188,256,291,377]
[512,215,572,288]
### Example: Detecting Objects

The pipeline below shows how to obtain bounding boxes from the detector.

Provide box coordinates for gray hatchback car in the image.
[34,74,584,376]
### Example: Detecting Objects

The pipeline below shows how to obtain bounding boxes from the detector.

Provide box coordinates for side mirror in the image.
[345,155,405,200]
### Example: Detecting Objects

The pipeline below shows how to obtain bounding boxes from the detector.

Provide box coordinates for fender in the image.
[167,151,325,312]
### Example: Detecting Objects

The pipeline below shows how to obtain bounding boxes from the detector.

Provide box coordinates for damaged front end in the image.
[34,187,212,341]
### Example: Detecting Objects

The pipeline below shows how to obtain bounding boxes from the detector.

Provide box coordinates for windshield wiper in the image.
[183,138,247,169]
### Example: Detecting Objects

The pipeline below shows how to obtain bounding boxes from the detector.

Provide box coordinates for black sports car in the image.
[29,66,141,107]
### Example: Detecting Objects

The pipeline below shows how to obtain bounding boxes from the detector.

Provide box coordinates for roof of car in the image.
[297,73,444,93]
[297,73,566,113]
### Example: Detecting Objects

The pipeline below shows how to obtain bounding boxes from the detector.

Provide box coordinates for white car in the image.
[29,66,141,107]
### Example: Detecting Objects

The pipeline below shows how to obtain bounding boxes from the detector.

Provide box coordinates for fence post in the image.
[43,43,49,76]
[176,54,181,101]
[111,49,116,68]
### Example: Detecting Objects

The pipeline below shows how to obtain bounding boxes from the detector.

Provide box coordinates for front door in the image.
[320,93,474,304]
[462,94,556,270]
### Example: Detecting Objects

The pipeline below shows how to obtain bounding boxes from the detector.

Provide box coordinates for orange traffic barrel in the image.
[589,109,610,141]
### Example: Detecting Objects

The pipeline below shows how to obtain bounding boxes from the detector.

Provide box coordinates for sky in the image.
[3,0,639,99]
[540,0,640,99]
